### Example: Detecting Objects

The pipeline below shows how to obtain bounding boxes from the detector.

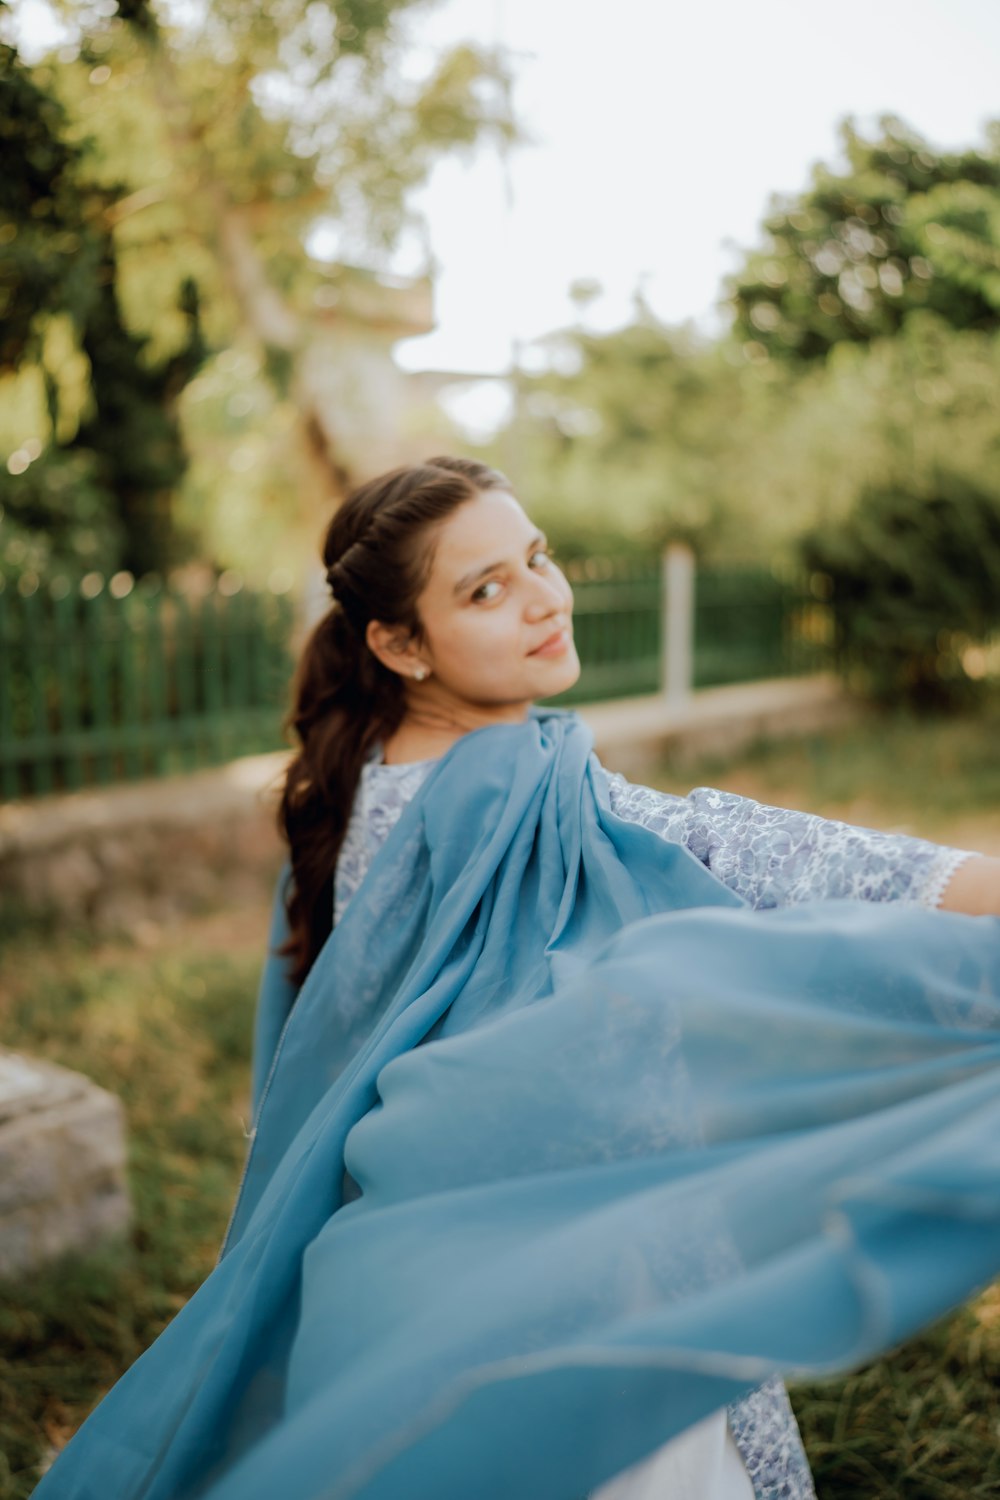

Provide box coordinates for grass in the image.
[790,1301,1000,1500]
[1,699,999,1498]
[0,911,263,1500]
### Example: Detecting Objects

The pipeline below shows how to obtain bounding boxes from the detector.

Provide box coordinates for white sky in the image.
[386,0,1000,379]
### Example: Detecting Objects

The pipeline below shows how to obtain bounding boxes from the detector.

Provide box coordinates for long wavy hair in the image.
[276,455,512,987]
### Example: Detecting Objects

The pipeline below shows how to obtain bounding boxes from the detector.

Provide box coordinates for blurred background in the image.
[2,2,1000,1496]
[3,0,1000,784]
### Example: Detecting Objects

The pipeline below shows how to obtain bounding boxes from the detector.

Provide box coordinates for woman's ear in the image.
[365,619,425,680]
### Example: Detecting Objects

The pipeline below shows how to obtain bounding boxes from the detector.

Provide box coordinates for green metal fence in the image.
[0,561,829,800]
[692,564,829,689]
[0,579,295,800]
[551,557,828,707]
[554,559,663,705]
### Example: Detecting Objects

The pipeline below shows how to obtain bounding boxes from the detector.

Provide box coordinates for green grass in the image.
[2,701,1000,1498]
[791,1304,1000,1499]
[0,920,260,1499]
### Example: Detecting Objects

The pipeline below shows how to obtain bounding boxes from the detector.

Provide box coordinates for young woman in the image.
[36,457,1000,1500]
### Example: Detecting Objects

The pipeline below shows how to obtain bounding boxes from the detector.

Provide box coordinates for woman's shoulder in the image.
[590,757,689,821]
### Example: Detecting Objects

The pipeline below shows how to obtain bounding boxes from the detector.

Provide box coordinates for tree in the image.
[727,116,1000,363]
[483,292,784,560]
[0,0,519,580]
[0,38,94,371]
[94,0,517,507]
[0,34,204,578]
[801,470,1000,707]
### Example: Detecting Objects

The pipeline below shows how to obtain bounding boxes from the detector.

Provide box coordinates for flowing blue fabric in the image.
[34,707,1000,1500]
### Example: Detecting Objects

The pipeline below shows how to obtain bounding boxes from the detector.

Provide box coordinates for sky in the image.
[379,0,1000,390]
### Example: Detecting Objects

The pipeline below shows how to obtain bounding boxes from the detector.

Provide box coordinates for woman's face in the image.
[372,489,580,717]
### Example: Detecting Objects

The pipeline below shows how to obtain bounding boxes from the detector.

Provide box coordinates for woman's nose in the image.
[525,569,571,617]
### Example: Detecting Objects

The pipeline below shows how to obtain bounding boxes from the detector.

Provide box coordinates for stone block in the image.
[0,1051,131,1278]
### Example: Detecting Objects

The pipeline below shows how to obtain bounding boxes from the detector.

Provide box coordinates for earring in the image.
[413,666,428,681]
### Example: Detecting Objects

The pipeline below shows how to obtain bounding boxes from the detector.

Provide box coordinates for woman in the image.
[36,457,1000,1500]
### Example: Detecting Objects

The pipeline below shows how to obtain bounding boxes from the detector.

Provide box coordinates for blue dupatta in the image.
[34,707,1000,1500]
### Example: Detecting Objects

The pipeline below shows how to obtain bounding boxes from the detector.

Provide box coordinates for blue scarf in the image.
[35,707,1000,1500]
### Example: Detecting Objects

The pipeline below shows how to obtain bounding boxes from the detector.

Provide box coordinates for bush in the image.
[801,471,1000,708]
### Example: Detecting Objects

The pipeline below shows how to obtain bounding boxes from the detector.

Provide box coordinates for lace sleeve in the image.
[599,764,976,911]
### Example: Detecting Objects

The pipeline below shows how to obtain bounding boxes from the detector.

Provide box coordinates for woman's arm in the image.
[938,854,1000,916]
[599,765,983,913]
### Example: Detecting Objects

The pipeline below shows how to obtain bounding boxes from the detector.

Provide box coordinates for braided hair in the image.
[276,455,511,986]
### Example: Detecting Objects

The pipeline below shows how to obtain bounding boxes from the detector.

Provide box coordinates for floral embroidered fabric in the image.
[596,770,972,913]
[334,749,972,927]
[330,742,976,1500]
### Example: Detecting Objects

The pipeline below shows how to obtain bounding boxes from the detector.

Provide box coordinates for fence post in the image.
[661,542,695,708]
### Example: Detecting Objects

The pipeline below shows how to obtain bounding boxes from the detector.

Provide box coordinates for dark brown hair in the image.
[276,454,512,987]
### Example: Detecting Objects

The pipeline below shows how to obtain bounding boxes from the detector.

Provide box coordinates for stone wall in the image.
[0,751,291,937]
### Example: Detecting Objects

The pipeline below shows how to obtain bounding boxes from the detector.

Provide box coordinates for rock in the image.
[0,1051,131,1277]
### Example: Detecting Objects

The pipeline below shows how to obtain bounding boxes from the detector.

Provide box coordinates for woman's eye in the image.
[470,550,555,602]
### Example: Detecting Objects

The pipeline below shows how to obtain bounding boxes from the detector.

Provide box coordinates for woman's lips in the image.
[529,627,571,657]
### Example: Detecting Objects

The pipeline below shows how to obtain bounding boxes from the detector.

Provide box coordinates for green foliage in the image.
[196,0,418,73]
[684,315,1000,561]
[498,303,757,556]
[728,117,1000,363]
[0,43,101,370]
[408,42,517,153]
[0,34,208,580]
[0,448,124,581]
[801,471,1000,708]
[493,292,1000,580]
[112,0,158,35]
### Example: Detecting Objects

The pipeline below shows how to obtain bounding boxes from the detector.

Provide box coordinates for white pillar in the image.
[661,543,694,708]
